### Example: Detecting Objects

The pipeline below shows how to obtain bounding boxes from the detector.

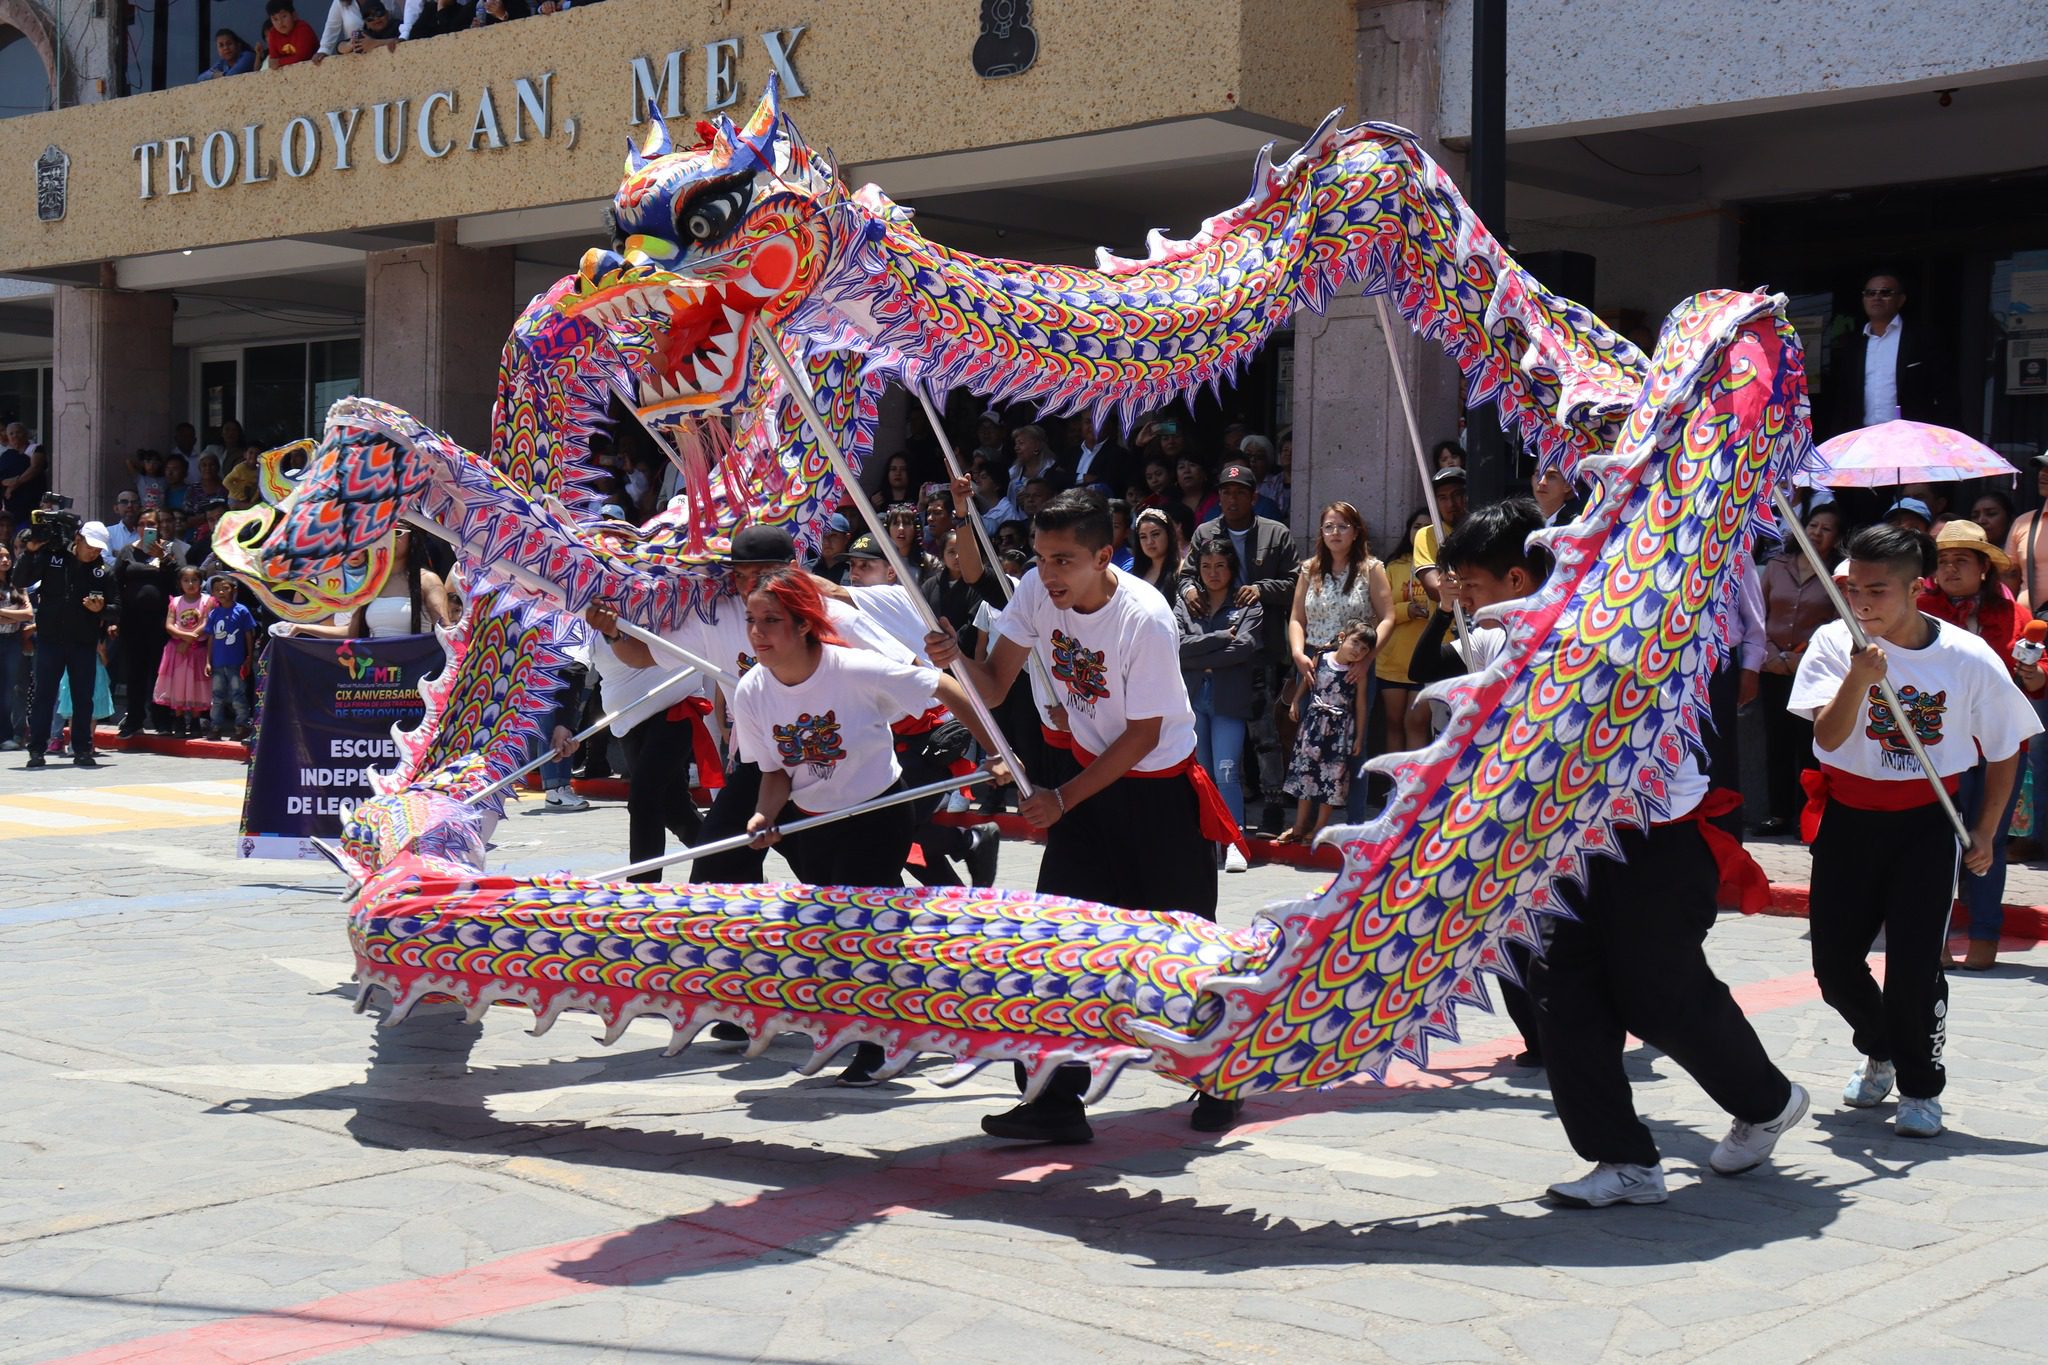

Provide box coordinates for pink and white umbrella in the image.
[1798,419,2017,488]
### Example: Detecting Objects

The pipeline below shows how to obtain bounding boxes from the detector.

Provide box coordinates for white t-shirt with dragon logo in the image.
[732,644,943,812]
[994,564,1196,773]
[1788,617,2040,780]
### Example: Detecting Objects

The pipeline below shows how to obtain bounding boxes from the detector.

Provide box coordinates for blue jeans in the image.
[27,638,98,756]
[210,668,249,732]
[1957,760,2024,941]
[0,632,23,744]
[539,671,587,789]
[2029,696,2048,842]
[1190,677,1247,829]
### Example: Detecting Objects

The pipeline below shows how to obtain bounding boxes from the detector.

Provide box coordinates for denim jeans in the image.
[28,638,99,756]
[1190,676,1247,829]
[1956,760,2024,941]
[2029,696,2048,841]
[0,632,23,744]
[209,668,249,732]
[538,670,587,790]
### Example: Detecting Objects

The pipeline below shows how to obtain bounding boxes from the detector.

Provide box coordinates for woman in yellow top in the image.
[1376,507,1436,753]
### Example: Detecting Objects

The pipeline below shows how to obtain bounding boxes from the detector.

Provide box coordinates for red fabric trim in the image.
[1068,742,1249,857]
[1040,724,1073,749]
[1662,789,1771,915]
[1800,763,1960,843]
[662,695,724,791]
[891,703,950,737]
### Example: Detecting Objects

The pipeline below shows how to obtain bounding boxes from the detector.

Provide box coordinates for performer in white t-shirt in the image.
[836,527,1004,888]
[731,566,1010,1084]
[589,525,914,888]
[1790,524,2042,1140]
[931,488,1244,1142]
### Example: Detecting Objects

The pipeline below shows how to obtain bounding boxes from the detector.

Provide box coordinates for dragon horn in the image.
[624,102,673,172]
[739,72,781,144]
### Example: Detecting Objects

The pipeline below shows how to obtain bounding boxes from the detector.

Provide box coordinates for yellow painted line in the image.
[0,780,247,840]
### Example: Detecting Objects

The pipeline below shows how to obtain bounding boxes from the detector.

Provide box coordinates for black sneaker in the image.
[981,1098,1093,1144]
[24,752,46,770]
[836,1043,886,1087]
[963,822,1001,887]
[1514,1049,1545,1070]
[707,1021,749,1043]
[1190,1093,1244,1133]
[74,753,99,769]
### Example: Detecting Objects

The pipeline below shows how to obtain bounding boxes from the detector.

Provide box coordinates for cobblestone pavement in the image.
[1,751,2044,1363]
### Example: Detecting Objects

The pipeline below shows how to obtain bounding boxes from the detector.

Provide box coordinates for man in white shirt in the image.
[934,488,1245,1141]
[315,0,365,55]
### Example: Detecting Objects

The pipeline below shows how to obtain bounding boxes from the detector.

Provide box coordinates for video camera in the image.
[27,493,81,547]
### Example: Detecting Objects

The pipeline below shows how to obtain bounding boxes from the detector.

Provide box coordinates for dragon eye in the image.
[677,179,752,249]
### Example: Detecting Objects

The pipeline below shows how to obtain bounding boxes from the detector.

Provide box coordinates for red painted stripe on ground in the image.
[55,964,1841,1364]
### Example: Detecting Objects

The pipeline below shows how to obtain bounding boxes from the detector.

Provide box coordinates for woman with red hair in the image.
[731,567,1008,1082]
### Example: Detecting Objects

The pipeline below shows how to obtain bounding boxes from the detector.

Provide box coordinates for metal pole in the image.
[754,330,1035,797]
[459,660,700,808]
[1770,488,1971,846]
[588,767,989,881]
[1374,295,1472,646]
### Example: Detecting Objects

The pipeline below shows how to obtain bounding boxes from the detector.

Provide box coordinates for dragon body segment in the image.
[224,84,1817,1107]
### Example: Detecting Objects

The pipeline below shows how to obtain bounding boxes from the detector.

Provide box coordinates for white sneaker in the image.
[1710,1083,1810,1175]
[1843,1057,1897,1108]
[1895,1095,1944,1138]
[1223,844,1249,874]
[544,786,590,812]
[0,739,17,752]
[1546,1162,1667,1208]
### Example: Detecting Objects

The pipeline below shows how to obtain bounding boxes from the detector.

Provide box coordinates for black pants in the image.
[900,721,974,870]
[1033,767,1219,1104]
[693,760,766,884]
[1809,798,1956,1099]
[768,785,914,887]
[27,638,99,758]
[1757,670,1814,827]
[120,626,167,732]
[1531,819,1792,1166]
[620,715,702,884]
[1496,943,1542,1059]
[1038,768,1218,918]
[1703,661,1744,837]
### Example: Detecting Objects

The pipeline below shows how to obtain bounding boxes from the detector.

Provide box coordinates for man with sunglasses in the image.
[1825,272,1949,439]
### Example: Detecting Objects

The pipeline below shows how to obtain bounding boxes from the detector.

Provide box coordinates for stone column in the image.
[362,223,515,455]
[1292,0,1464,554]
[51,278,173,519]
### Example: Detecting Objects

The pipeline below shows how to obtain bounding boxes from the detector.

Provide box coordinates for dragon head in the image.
[568,75,837,427]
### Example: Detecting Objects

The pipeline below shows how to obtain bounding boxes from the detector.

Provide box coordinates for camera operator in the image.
[15,507,119,769]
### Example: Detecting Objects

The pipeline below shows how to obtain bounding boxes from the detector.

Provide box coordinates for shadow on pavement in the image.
[210,1005,1859,1284]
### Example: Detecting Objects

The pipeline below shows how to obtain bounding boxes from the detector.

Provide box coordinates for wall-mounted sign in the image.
[129,25,807,200]
[973,0,1037,79]
[35,145,67,222]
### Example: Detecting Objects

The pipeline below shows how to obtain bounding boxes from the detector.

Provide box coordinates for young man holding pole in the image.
[930,488,1246,1141]
[1791,524,2042,1140]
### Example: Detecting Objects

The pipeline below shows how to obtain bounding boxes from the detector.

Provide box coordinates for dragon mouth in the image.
[567,236,800,422]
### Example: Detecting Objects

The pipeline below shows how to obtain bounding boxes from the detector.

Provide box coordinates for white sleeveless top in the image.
[1301,559,1378,646]
[332,596,419,638]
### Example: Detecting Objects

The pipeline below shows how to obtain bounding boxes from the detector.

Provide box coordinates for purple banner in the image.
[237,633,442,860]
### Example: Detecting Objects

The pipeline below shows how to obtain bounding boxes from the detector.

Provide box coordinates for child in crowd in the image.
[156,566,213,736]
[128,450,167,511]
[204,575,258,741]
[1792,524,2042,1139]
[1276,619,1371,845]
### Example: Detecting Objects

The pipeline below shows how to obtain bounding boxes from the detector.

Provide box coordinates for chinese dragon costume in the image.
[215,80,1816,1104]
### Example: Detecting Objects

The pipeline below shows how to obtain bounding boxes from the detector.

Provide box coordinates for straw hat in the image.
[1933,518,2011,572]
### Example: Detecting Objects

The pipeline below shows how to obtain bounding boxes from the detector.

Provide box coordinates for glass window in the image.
[0,28,51,116]
[244,343,308,451]
[309,338,362,423]
[0,366,46,437]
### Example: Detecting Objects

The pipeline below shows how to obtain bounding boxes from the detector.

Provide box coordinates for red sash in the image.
[1070,741,1249,858]
[1798,763,1959,843]
[663,694,725,791]
[1040,723,1073,750]
[891,703,949,738]
[1663,789,1771,915]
